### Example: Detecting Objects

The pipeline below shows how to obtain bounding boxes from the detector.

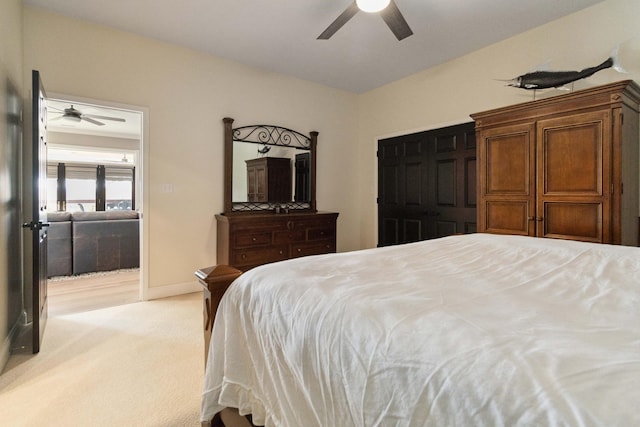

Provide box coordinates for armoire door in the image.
[477,122,536,236]
[378,122,476,247]
[536,110,611,243]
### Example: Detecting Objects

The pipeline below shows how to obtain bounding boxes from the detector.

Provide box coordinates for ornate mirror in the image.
[223,117,317,213]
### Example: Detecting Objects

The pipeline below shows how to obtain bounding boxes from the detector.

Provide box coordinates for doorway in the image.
[377,122,477,247]
[45,94,147,315]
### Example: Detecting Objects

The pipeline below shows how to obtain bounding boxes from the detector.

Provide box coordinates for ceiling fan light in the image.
[356,0,390,13]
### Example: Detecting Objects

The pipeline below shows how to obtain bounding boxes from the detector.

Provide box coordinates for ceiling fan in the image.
[318,0,413,41]
[49,105,126,126]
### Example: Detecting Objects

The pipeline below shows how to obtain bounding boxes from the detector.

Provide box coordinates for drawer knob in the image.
[297,248,301,253]
[241,254,246,260]
[252,237,257,242]
[279,250,283,255]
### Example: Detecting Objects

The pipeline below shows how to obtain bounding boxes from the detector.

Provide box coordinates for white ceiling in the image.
[25,0,605,94]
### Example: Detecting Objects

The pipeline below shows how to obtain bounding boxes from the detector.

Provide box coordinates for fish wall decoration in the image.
[506,47,625,90]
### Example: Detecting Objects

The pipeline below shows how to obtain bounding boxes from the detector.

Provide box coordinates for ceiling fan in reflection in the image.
[49,105,126,126]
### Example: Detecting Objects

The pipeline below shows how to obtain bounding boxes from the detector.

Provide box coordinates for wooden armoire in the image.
[471,80,640,246]
[245,157,292,203]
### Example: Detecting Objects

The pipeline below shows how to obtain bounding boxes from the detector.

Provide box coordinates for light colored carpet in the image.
[0,292,205,427]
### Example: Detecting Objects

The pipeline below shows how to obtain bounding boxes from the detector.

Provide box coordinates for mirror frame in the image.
[223,117,317,214]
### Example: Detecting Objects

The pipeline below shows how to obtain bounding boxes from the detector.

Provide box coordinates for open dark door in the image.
[23,70,49,353]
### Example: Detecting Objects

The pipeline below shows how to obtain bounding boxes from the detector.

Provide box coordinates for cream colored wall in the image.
[0,0,24,371]
[357,0,640,249]
[23,7,360,292]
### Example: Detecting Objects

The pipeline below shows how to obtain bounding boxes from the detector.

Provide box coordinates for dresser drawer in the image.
[307,227,335,240]
[291,240,336,258]
[232,245,288,266]
[273,229,305,244]
[292,218,335,230]
[234,231,272,247]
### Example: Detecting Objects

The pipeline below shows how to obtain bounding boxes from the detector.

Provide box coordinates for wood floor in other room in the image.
[48,269,139,316]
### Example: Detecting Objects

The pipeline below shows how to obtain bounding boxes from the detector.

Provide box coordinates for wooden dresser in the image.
[471,80,640,245]
[216,211,339,271]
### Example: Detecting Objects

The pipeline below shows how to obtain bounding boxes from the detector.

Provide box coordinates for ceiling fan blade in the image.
[85,114,126,122]
[317,2,359,40]
[81,116,105,126]
[49,115,63,121]
[380,0,413,41]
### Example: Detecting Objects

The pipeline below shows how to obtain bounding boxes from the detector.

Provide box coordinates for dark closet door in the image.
[427,123,477,237]
[378,122,476,247]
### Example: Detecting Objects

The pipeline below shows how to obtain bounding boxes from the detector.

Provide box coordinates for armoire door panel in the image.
[255,167,267,194]
[484,129,533,195]
[539,112,607,196]
[543,202,602,242]
[484,201,531,235]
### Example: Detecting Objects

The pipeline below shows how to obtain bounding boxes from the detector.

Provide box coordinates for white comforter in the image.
[201,234,640,426]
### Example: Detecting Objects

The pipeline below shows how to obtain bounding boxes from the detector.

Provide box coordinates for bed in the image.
[200,233,640,426]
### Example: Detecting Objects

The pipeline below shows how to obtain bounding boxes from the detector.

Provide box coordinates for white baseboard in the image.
[145,280,202,300]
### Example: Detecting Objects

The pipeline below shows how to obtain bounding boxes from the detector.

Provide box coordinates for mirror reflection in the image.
[232,142,311,204]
